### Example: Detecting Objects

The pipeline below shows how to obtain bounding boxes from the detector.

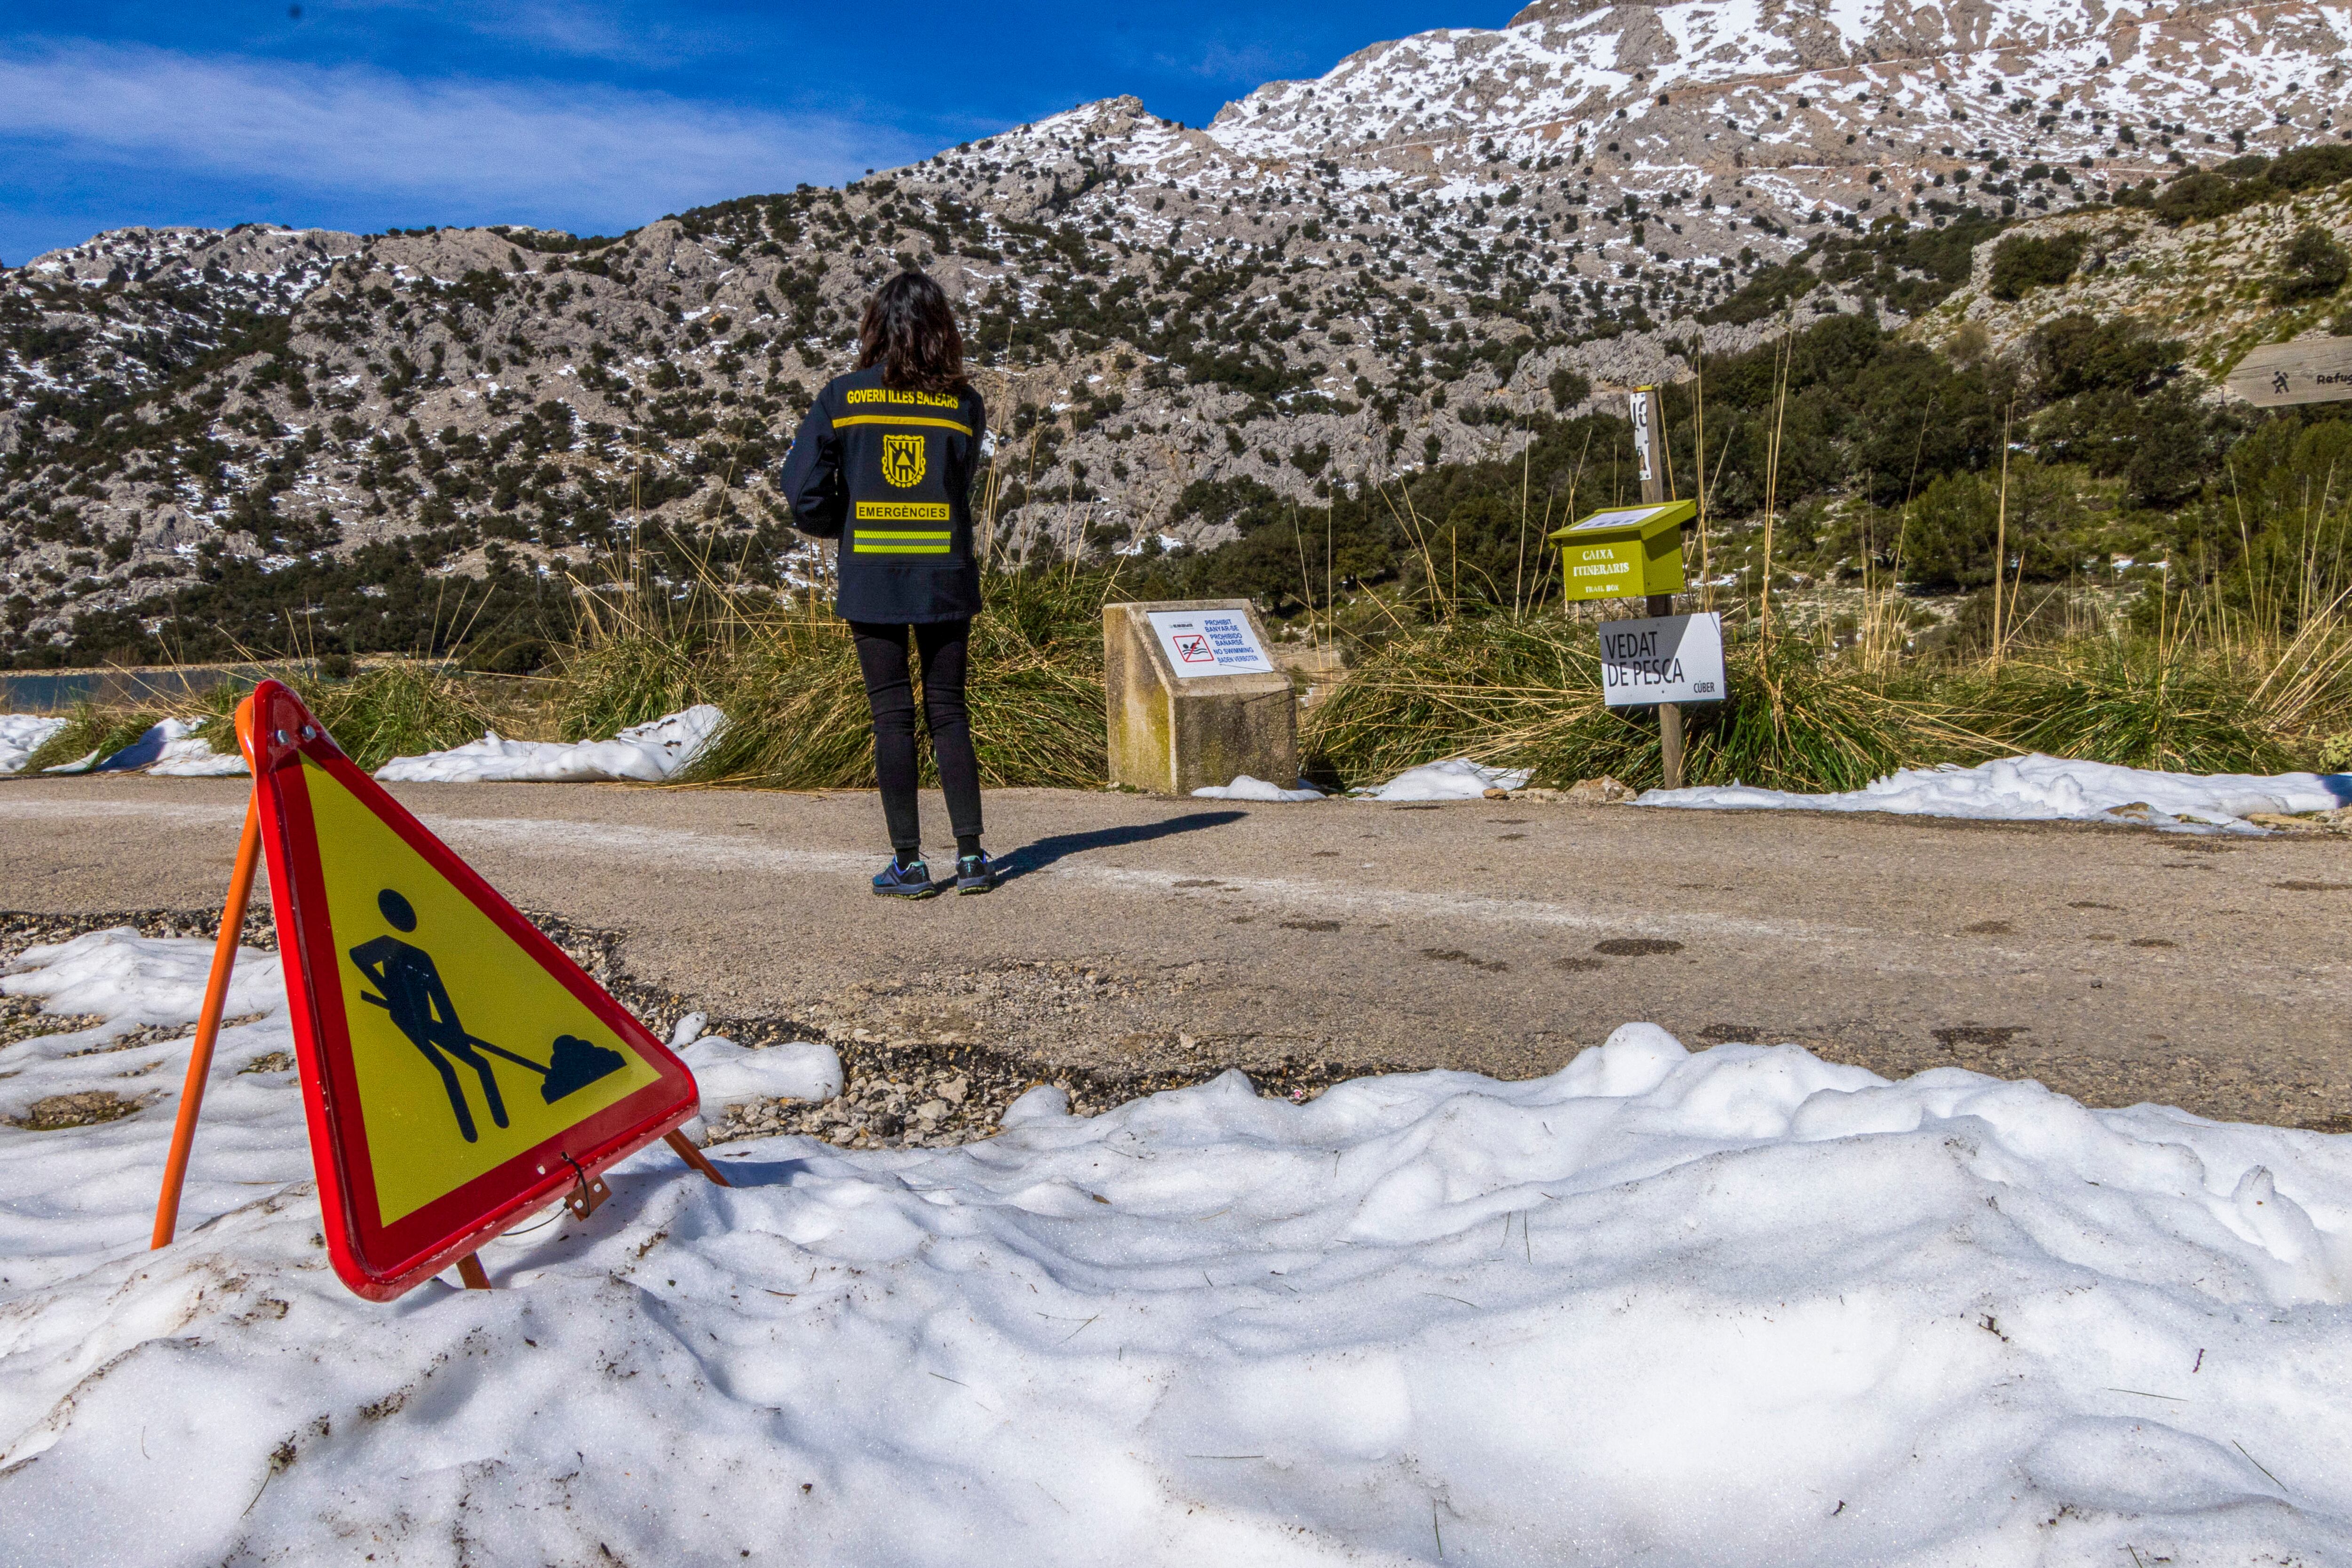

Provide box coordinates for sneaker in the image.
[955,852,998,895]
[872,857,939,899]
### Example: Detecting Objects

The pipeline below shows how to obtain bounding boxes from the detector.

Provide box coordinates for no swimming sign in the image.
[1145,609,1273,678]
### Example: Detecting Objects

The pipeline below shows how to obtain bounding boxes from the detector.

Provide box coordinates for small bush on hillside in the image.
[1987,233,2086,301]
[2030,313,2180,399]
[2155,144,2352,226]
[1898,459,2083,592]
[2271,226,2351,303]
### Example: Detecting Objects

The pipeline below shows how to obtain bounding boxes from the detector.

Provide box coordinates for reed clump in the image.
[177,661,504,773]
[19,703,165,773]
[1303,615,1993,793]
[679,568,1113,789]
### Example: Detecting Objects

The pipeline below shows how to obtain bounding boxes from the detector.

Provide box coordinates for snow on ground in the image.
[1192,774,1327,802]
[1642,753,2352,829]
[4,929,2350,1563]
[1356,757,1533,802]
[103,717,248,776]
[0,714,65,774]
[373,704,723,783]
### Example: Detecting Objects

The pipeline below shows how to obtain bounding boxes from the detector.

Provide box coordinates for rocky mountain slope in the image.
[4,0,2348,665]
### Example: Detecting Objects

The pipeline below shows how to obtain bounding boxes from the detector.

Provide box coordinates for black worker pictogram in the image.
[350,888,626,1143]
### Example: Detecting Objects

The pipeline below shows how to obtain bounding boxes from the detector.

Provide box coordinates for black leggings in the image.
[850,619,983,853]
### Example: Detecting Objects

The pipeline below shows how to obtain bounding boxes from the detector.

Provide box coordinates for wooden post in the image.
[1647,589,1685,788]
[456,1254,492,1290]
[1633,385,1685,790]
[151,794,262,1250]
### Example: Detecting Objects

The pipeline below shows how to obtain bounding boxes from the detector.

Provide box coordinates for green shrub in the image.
[1987,233,2086,301]
[1897,459,2082,593]
[2271,226,2351,304]
[2030,313,2179,398]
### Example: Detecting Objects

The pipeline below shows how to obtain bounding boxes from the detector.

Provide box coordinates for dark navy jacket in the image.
[780,366,987,624]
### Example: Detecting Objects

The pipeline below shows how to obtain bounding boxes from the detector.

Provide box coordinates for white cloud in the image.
[0,42,929,229]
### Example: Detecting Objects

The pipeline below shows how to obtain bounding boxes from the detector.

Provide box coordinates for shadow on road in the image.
[996,811,1248,884]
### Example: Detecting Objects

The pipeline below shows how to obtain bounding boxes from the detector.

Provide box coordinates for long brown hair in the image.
[856,271,968,394]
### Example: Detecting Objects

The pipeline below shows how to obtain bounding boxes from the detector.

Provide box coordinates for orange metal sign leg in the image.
[666,1129,731,1187]
[150,793,263,1250]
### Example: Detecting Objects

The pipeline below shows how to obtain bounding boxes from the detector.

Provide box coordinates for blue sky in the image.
[0,1,1513,263]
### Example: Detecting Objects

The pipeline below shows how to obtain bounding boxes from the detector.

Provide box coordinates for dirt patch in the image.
[1933,1025,2028,1050]
[11,1090,140,1130]
[1593,938,1684,957]
[1421,948,1510,972]
[2275,880,2352,891]
[1554,956,1605,973]
[241,1051,296,1074]
[1963,921,2013,935]
[1280,920,1343,932]
[0,995,106,1051]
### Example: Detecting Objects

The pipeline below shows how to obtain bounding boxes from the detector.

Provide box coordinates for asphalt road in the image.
[5,775,2349,1130]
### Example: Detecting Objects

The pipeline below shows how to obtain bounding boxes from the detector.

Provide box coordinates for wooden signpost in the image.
[150,680,726,1300]
[2224,337,2352,408]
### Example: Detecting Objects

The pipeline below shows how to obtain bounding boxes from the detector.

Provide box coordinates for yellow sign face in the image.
[882,432,926,488]
[302,760,660,1222]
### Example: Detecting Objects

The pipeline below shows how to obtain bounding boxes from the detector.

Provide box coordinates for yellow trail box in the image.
[1549,498,1695,602]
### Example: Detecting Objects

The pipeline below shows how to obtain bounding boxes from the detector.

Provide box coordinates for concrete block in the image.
[1104,599,1298,796]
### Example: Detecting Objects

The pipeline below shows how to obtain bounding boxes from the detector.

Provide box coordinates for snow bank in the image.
[374,704,723,783]
[1640,752,2352,828]
[681,1034,844,1115]
[111,717,247,776]
[1356,756,1533,801]
[2,716,245,777]
[0,713,65,774]
[1192,774,1326,802]
[4,930,2351,1564]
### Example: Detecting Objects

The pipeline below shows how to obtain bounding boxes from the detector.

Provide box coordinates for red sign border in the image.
[243,680,699,1301]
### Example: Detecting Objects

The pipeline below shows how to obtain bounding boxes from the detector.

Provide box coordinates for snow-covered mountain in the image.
[4,0,2348,662]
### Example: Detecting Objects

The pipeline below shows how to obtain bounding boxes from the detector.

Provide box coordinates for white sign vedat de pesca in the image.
[1146,609,1275,678]
[1598,612,1726,708]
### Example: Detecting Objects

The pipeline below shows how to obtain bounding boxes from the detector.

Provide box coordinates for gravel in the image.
[2,907,1395,1154]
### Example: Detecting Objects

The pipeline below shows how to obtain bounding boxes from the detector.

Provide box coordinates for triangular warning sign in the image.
[241,681,699,1300]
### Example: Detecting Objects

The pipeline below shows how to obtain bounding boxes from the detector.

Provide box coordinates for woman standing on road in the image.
[781,271,994,898]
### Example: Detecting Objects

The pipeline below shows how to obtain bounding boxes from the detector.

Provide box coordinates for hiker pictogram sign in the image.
[241,680,702,1300]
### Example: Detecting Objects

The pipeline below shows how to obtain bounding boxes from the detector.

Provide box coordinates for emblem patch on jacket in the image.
[882,433,927,488]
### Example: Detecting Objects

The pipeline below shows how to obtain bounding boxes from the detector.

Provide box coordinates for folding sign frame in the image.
[151,680,723,1301]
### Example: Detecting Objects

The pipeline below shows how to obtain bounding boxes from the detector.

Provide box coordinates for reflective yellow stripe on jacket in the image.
[852,530,952,554]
